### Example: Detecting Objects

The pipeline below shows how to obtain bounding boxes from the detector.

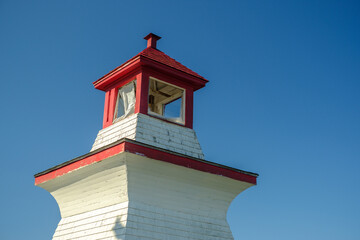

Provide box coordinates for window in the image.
[113,80,136,122]
[148,78,185,124]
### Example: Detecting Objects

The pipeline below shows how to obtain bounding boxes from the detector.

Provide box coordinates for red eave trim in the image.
[124,141,257,184]
[93,55,208,92]
[34,139,258,185]
[93,57,142,91]
[140,57,208,91]
[34,143,125,185]
[139,54,208,82]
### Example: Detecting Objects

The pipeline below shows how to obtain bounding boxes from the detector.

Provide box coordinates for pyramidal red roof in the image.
[94,34,207,87]
[137,47,206,80]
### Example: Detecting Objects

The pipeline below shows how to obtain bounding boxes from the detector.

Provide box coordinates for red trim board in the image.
[35,140,257,185]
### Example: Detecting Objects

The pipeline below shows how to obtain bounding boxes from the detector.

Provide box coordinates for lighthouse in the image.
[34,33,258,240]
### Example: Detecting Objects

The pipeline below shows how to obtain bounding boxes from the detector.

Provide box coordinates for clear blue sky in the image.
[1,0,359,239]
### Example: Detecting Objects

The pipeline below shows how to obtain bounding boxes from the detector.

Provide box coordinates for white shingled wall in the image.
[126,154,252,240]
[37,152,254,240]
[53,202,128,240]
[91,113,205,159]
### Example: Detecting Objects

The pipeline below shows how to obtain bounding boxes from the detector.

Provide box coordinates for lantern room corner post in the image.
[135,71,150,115]
[102,88,117,129]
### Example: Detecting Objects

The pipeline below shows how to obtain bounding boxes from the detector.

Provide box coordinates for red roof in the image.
[94,47,207,86]
[138,47,206,80]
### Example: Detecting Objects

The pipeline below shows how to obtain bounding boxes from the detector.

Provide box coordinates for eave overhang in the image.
[93,55,208,92]
[34,139,258,186]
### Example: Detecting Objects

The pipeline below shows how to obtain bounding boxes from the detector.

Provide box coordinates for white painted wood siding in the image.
[38,152,254,240]
[91,113,205,159]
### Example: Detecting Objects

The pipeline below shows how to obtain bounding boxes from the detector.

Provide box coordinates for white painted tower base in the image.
[38,152,254,240]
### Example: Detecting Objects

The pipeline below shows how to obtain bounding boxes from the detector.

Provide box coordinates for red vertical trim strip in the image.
[109,88,117,124]
[134,72,149,114]
[103,88,117,128]
[134,73,142,113]
[185,87,194,128]
[102,91,110,128]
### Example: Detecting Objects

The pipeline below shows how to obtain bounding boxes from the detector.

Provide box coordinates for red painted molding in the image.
[104,88,116,128]
[34,143,125,185]
[102,91,110,127]
[34,140,257,185]
[93,56,207,92]
[134,72,149,114]
[139,57,207,91]
[93,57,141,91]
[124,141,257,184]
[185,87,194,128]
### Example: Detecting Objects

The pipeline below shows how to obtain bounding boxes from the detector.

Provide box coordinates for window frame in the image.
[147,77,186,125]
[113,80,137,123]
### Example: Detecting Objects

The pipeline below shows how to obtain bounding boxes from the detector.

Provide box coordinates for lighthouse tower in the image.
[35,33,258,240]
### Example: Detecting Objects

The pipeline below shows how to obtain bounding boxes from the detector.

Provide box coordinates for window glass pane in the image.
[116,96,125,118]
[114,80,136,122]
[164,98,182,119]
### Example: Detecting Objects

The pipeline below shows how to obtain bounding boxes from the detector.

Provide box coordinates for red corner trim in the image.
[35,141,257,185]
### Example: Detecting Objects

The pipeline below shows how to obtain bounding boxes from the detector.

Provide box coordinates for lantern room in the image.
[93,33,208,129]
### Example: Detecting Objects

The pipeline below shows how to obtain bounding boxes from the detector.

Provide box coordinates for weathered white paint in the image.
[91,113,205,159]
[38,152,254,240]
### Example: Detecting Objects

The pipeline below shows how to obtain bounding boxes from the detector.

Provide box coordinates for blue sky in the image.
[0,0,359,239]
